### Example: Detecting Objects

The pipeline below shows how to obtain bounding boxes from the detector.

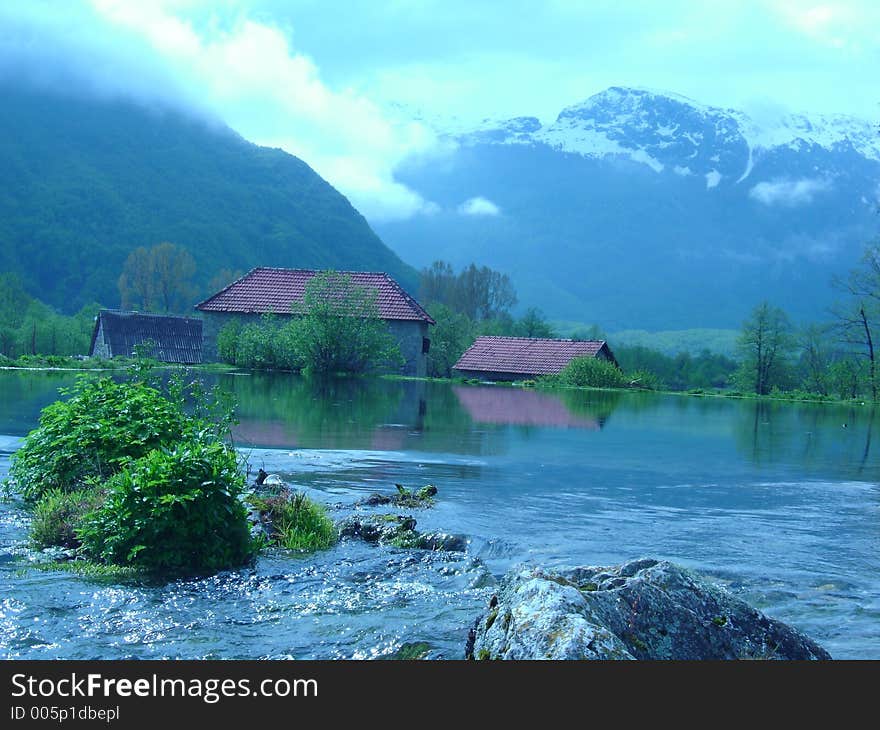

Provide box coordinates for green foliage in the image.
[288,272,403,375]
[510,308,556,338]
[30,485,105,549]
[118,242,196,314]
[615,345,737,391]
[9,376,192,501]
[77,435,254,574]
[254,491,337,551]
[0,273,97,358]
[554,357,629,388]
[733,302,797,395]
[425,303,475,377]
[8,371,234,502]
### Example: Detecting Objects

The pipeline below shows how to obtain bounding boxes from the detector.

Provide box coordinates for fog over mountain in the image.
[376,87,880,330]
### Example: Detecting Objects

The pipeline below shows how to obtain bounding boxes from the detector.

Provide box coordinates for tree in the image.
[798,323,833,395]
[831,242,880,401]
[425,303,474,378]
[285,272,403,374]
[151,242,196,313]
[118,246,155,311]
[118,242,196,313]
[734,302,796,395]
[418,261,517,320]
[512,308,556,338]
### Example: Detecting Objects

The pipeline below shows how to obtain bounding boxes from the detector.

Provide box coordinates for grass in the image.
[251,492,337,552]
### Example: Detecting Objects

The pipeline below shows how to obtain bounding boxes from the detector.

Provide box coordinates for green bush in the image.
[9,376,192,501]
[30,486,105,549]
[253,491,337,551]
[78,436,254,574]
[555,357,629,388]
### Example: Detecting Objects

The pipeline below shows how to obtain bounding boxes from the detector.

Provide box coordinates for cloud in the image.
[748,177,832,206]
[458,197,501,216]
[0,0,440,221]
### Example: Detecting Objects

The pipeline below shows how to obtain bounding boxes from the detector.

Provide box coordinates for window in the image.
[422,337,431,354]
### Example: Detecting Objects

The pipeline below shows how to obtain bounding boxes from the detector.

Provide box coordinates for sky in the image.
[1,0,878,221]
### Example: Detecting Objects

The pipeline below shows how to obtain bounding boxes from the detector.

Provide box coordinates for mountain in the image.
[0,82,416,313]
[375,87,880,330]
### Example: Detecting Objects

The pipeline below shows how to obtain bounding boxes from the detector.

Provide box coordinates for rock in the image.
[356,484,437,508]
[337,514,466,552]
[384,641,433,660]
[415,532,468,552]
[467,558,831,660]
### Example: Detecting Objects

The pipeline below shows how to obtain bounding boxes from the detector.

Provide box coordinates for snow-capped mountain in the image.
[375,87,880,331]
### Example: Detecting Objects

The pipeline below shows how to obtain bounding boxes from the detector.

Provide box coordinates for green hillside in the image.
[0,83,416,313]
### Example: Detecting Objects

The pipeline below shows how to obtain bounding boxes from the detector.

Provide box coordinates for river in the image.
[1,369,878,658]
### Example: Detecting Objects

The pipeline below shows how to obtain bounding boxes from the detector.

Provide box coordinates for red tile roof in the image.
[195,268,434,324]
[453,336,614,376]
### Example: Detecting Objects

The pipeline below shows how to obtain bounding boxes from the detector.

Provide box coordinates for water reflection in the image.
[453,385,619,429]
[0,370,878,479]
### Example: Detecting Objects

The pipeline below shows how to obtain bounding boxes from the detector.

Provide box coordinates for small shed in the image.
[452,336,618,381]
[89,310,203,364]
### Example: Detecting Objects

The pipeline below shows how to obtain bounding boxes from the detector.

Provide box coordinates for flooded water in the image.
[1,369,878,659]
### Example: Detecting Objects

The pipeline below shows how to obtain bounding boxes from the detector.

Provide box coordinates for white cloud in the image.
[458,196,501,216]
[1,0,441,221]
[748,177,832,206]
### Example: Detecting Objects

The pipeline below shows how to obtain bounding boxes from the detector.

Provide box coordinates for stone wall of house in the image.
[200,311,430,377]
[386,320,429,378]
[90,319,110,359]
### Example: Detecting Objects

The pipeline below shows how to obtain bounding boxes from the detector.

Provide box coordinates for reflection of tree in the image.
[0,371,82,436]
[553,389,624,428]
[732,398,879,479]
[221,374,405,450]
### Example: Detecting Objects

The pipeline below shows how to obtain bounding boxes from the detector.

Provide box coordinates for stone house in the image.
[195,268,435,376]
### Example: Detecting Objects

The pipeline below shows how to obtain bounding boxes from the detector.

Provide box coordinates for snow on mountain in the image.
[436,87,880,184]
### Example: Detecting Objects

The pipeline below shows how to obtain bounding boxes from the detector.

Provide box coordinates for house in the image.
[89,310,203,363]
[195,268,435,376]
[452,335,618,381]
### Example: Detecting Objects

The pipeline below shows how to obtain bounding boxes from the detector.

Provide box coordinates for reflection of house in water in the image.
[453,386,607,429]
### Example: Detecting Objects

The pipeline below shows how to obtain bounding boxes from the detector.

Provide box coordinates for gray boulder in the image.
[466,558,831,660]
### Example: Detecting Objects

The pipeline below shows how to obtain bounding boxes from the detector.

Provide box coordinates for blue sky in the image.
[2,0,878,219]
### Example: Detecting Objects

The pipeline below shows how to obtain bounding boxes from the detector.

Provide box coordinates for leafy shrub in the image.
[252,491,337,551]
[9,376,192,501]
[555,357,629,388]
[30,486,105,549]
[78,436,254,574]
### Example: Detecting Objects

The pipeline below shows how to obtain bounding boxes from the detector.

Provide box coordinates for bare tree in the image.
[831,242,880,401]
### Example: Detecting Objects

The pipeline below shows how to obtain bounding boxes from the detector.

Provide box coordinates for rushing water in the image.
[1,369,878,659]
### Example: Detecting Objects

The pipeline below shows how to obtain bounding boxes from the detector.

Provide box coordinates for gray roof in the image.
[90,310,203,364]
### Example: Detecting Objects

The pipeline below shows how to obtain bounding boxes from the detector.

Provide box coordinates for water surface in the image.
[1,370,877,659]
